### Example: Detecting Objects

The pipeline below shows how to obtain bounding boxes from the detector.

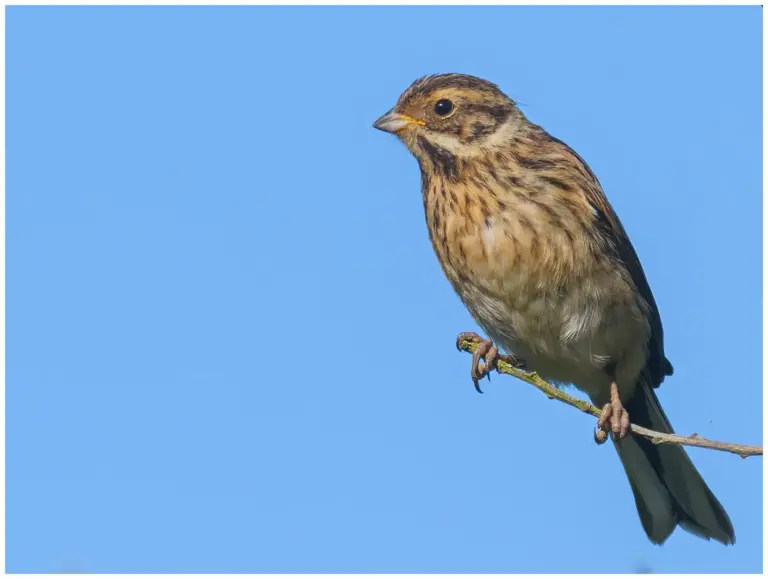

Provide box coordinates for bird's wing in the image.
[547,134,673,388]
[590,195,673,388]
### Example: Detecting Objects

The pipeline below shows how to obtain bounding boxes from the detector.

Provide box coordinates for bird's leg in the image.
[594,382,630,442]
[611,383,631,438]
[455,331,526,394]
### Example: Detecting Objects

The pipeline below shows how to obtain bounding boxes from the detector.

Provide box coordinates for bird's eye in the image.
[434,99,454,117]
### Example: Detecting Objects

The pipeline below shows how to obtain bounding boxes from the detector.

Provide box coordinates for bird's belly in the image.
[456,274,650,402]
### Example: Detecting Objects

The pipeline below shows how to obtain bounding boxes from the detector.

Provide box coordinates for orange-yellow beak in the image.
[373,111,425,134]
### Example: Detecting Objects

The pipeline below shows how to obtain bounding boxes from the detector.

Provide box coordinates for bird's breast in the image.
[423,178,650,397]
[424,179,594,302]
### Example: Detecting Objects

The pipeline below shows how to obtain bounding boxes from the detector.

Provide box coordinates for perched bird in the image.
[373,73,735,545]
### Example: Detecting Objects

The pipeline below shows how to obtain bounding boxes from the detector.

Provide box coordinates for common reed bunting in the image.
[373,73,734,545]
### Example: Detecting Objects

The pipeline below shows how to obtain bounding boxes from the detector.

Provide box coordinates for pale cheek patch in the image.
[428,132,466,155]
[427,117,521,157]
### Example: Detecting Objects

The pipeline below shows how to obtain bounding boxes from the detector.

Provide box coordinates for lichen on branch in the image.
[456,336,762,459]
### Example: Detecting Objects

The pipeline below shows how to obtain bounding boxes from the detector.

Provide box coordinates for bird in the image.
[373,73,735,545]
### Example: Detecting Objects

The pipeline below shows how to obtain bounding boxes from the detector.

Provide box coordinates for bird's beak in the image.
[373,110,425,134]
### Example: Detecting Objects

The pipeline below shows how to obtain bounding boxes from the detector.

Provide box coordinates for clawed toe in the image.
[593,427,609,445]
[614,405,630,438]
[470,339,497,393]
[597,402,612,432]
[456,331,484,351]
[456,332,526,394]
[594,383,631,443]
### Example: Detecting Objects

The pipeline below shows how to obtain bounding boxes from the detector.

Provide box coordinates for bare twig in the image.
[457,336,762,459]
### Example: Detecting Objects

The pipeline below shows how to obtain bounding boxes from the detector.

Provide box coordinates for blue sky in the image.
[6,5,762,573]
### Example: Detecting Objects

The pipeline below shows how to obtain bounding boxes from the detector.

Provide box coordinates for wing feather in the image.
[546,133,674,387]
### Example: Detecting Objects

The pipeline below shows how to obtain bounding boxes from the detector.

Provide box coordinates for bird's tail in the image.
[611,379,735,545]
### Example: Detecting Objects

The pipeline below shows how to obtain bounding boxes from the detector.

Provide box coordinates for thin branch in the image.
[457,337,762,459]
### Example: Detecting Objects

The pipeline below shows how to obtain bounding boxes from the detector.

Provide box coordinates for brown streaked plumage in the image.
[373,73,734,546]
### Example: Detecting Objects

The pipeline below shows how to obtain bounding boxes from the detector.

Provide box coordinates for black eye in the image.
[434,99,454,117]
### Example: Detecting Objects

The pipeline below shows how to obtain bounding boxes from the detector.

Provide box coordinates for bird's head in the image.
[373,73,524,164]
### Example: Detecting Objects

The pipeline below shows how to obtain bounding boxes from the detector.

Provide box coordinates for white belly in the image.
[457,273,651,404]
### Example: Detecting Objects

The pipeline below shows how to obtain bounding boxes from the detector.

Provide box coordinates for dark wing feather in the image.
[592,203,673,387]
[547,134,673,388]
[538,130,733,546]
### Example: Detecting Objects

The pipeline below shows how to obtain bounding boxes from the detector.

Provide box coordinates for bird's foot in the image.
[594,381,630,444]
[455,332,526,394]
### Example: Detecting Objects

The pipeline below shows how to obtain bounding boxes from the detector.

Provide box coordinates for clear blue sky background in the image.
[7,5,762,574]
